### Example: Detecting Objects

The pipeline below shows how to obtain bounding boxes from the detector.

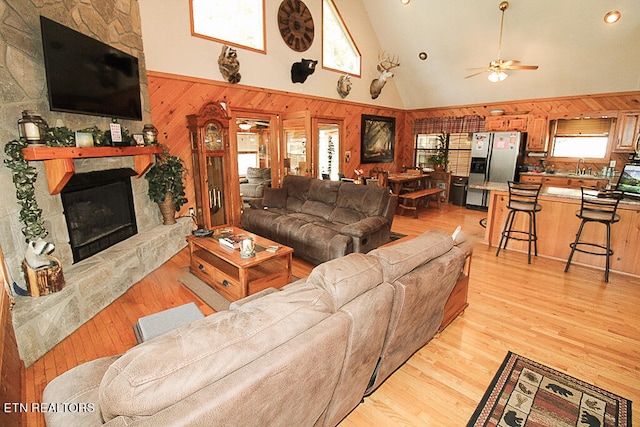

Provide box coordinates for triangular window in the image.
[322,0,361,76]
[190,0,265,53]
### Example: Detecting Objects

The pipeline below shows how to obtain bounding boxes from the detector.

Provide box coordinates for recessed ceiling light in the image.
[418,52,428,60]
[400,0,410,4]
[604,10,621,24]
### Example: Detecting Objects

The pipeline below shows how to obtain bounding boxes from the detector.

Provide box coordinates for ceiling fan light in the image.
[488,70,508,83]
[604,10,621,24]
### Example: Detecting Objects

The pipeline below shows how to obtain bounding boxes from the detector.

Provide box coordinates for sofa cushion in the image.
[283,175,312,212]
[273,215,310,244]
[368,229,454,283]
[262,187,287,208]
[309,179,340,204]
[99,283,333,420]
[288,212,327,224]
[241,208,283,239]
[366,246,464,393]
[301,200,335,220]
[329,207,365,224]
[307,253,383,309]
[336,184,389,217]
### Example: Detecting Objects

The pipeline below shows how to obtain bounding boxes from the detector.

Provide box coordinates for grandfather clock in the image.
[187,102,232,229]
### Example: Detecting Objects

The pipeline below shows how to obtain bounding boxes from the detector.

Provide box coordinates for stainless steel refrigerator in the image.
[466,132,527,210]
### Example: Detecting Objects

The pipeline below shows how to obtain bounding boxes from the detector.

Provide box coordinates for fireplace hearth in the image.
[61,168,138,263]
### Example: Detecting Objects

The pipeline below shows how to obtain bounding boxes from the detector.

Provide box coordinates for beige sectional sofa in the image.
[43,229,471,426]
[241,175,398,265]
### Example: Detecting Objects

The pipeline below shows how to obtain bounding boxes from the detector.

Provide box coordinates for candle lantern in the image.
[18,111,48,146]
[142,124,159,145]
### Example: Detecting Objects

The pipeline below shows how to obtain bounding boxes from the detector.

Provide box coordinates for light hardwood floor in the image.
[24,204,640,426]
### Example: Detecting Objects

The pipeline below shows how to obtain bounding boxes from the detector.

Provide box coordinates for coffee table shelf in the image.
[187,226,293,302]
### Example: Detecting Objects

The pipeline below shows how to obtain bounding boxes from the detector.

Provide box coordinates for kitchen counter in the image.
[480,184,640,278]
[469,182,640,206]
[520,171,607,179]
[518,172,613,190]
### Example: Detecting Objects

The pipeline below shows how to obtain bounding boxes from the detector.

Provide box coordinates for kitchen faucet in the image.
[575,158,585,175]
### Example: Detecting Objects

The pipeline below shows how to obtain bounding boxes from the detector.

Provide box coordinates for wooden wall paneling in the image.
[148,72,408,214]
[406,92,640,121]
[405,92,640,172]
[0,245,24,427]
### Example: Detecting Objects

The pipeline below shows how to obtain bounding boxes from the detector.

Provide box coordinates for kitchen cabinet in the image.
[614,110,640,152]
[485,114,528,132]
[520,174,608,189]
[565,177,609,189]
[526,115,549,152]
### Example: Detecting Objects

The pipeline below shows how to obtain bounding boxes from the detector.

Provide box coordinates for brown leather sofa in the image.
[43,229,471,427]
[241,175,398,265]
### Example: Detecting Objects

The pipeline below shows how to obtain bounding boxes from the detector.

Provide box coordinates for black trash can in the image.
[450,176,468,206]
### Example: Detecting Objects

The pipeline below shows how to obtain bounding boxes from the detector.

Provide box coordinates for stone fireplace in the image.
[0,0,174,367]
[10,156,191,367]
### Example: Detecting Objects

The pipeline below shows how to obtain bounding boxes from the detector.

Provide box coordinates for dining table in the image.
[387,172,431,195]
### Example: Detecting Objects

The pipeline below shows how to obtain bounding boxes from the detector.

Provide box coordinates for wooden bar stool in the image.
[496,181,543,264]
[564,187,622,282]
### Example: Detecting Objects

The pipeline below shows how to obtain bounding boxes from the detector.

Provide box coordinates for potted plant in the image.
[429,133,449,171]
[145,148,188,225]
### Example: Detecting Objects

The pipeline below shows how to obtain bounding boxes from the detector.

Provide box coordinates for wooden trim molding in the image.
[22,146,163,194]
[0,246,24,427]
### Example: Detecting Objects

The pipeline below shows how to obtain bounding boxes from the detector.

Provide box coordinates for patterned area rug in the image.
[467,352,632,427]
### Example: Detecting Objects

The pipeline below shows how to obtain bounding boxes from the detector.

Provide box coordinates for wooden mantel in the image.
[22,146,163,194]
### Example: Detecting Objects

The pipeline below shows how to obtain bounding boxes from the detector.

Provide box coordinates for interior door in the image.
[313,118,343,180]
[231,111,278,206]
[281,111,312,177]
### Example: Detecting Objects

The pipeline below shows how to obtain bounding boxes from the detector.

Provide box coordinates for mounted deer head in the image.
[370,52,400,99]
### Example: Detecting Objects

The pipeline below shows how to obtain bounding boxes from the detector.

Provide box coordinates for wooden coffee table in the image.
[187,226,293,302]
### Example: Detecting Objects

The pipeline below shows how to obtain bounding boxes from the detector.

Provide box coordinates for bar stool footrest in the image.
[501,230,539,243]
[569,242,613,257]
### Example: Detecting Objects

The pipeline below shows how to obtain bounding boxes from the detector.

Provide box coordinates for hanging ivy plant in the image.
[4,139,48,241]
[45,126,75,147]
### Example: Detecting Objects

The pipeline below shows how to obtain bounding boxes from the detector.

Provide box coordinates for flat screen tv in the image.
[615,163,640,199]
[40,16,142,121]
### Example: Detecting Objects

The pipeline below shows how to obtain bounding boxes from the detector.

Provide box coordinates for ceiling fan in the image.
[237,119,270,131]
[465,1,538,82]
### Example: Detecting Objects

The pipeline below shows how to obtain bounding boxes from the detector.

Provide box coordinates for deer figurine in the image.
[370,53,400,99]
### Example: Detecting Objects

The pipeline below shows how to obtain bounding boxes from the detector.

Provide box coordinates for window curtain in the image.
[413,115,485,135]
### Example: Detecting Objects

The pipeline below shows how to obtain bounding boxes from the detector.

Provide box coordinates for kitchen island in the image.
[474,182,640,278]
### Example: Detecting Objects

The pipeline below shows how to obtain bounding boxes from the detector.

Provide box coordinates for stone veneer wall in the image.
[13,218,191,366]
[0,1,191,365]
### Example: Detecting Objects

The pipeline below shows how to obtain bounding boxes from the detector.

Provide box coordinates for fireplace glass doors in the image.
[61,168,138,263]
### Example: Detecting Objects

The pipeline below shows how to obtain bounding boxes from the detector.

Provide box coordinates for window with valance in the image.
[413,116,484,176]
[412,115,485,135]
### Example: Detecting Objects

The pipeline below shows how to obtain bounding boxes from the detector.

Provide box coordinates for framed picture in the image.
[74,131,94,148]
[133,134,145,146]
[361,114,395,163]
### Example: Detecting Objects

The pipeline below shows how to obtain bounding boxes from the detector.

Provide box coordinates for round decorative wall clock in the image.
[278,0,314,52]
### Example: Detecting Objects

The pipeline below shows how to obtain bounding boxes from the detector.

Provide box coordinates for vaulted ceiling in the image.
[362,0,640,109]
